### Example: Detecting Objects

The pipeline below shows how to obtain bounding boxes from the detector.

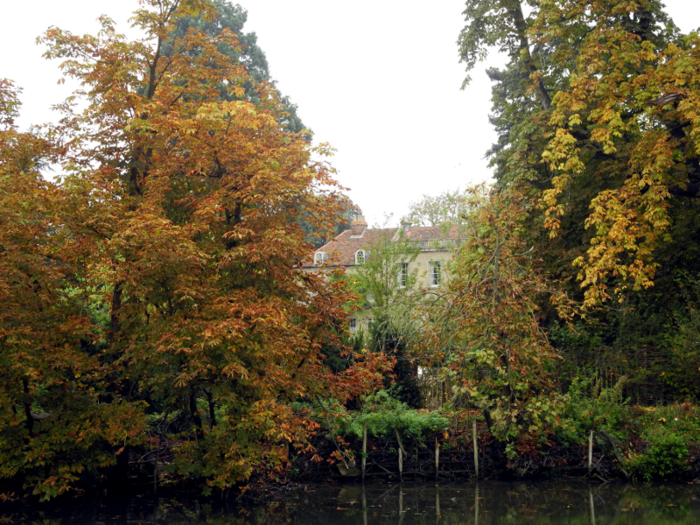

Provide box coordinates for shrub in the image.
[340,390,448,441]
[625,427,689,481]
[554,376,629,445]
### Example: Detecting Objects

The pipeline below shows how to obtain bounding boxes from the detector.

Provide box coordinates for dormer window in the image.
[355,249,366,265]
[314,252,326,266]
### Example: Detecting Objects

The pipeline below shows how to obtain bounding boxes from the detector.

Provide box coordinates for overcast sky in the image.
[3,1,699,226]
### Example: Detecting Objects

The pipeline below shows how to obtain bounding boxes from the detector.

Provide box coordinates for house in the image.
[302,215,459,332]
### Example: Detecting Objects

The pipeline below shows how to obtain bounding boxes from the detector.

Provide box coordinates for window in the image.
[349,317,357,332]
[314,252,325,266]
[430,261,441,286]
[355,249,366,265]
[398,262,409,287]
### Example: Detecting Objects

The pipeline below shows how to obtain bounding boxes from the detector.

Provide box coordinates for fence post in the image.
[362,423,367,483]
[394,428,406,482]
[435,436,440,480]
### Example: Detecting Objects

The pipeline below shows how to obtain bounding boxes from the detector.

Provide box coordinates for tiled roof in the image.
[302,224,458,268]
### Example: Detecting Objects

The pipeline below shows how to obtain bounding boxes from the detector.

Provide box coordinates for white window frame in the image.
[355,249,366,265]
[398,262,409,288]
[349,317,357,332]
[430,261,441,287]
[314,252,325,266]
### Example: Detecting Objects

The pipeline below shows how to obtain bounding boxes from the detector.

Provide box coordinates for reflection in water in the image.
[4,481,700,524]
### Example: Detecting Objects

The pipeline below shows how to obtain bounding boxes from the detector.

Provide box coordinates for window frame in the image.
[430,260,441,287]
[355,249,366,265]
[398,262,409,288]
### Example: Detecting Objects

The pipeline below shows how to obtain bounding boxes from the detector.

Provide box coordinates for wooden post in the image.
[362,423,367,483]
[435,436,440,481]
[588,430,594,475]
[472,419,479,478]
[394,429,406,482]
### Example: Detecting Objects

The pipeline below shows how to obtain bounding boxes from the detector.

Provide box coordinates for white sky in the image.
[3,0,699,226]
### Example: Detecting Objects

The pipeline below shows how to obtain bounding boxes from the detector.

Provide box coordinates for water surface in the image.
[7,481,700,524]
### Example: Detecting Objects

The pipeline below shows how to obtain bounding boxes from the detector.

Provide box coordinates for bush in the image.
[340,390,448,441]
[625,427,689,481]
[624,403,700,480]
[554,376,629,445]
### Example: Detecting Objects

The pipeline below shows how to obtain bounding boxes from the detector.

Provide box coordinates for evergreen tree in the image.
[167,0,310,136]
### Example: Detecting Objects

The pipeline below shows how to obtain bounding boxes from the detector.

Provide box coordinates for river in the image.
[6,481,699,523]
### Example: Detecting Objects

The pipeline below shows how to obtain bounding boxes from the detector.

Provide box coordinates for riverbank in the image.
[290,395,700,486]
[2,397,698,504]
[291,428,700,485]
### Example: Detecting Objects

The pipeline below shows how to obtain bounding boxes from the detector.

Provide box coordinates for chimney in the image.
[401,220,412,233]
[350,215,367,236]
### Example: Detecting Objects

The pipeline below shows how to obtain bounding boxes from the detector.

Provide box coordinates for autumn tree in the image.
[535,1,699,306]
[459,0,700,399]
[460,0,698,303]
[421,185,573,439]
[1,0,386,498]
[167,0,310,135]
[300,195,361,249]
[0,80,147,499]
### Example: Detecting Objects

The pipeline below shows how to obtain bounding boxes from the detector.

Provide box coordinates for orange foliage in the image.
[1,1,385,498]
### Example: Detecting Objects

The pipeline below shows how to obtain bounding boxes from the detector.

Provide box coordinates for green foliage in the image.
[623,404,700,481]
[309,391,448,444]
[459,0,700,415]
[555,377,630,445]
[367,320,421,408]
[344,229,421,312]
[422,186,572,441]
[346,391,449,441]
[555,379,698,480]
[402,189,468,227]
[343,229,424,406]
[625,427,689,481]
[550,279,700,405]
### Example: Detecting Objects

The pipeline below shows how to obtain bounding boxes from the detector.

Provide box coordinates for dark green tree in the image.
[167,0,310,135]
[458,0,700,402]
